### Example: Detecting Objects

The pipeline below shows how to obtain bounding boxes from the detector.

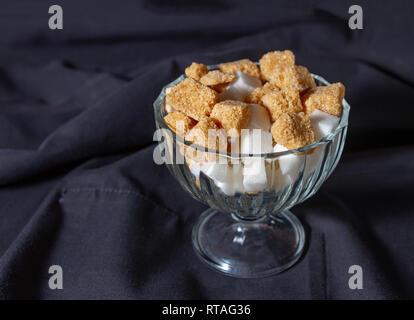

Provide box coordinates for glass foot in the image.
[192,208,305,278]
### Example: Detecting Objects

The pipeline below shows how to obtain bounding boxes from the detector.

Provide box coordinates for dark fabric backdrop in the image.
[0,0,413,299]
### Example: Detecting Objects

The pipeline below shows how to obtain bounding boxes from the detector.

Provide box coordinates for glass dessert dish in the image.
[153,65,350,278]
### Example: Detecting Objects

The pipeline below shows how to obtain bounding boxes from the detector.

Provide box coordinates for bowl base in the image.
[192,208,305,278]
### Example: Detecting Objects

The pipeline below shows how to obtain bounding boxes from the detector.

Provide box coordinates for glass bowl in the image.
[153,65,350,278]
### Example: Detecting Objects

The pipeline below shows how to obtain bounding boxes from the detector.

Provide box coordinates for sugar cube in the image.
[243,158,268,192]
[241,129,273,155]
[302,82,345,117]
[247,104,271,131]
[166,78,218,121]
[273,144,303,176]
[215,164,244,196]
[271,112,315,149]
[247,82,280,104]
[241,130,273,192]
[185,62,208,80]
[199,70,235,87]
[270,65,315,93]
[185,117,227,162]
[219,71,262,102]
[259,50,295,81]
[210,100,251,138]
[164,111,196,136]
[261,87,303,122]
[309,109,340,140]
[219,59,261,79]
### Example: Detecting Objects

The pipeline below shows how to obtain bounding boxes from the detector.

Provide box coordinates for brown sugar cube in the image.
[185,117,225,149]
[210,100,251,138]
[185,117,228,162]
[301,82,345,117]
[270,65,315,93]
[166,78,218,121]
[199,70,235,87]
[261,87,303,122]
[164,111,196,136]
[165,103,176,113]
[211,82,230,93]
[219,59,261,79]
[259,50,295,82]
[271,112,315,149]
[247,82,280,104]
[185,62,208,80]
[164,88,176,113]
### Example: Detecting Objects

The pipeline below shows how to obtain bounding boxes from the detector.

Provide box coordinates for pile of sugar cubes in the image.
[163,50,345,196]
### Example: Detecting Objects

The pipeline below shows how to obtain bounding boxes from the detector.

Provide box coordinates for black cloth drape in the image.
[0,0,413,299]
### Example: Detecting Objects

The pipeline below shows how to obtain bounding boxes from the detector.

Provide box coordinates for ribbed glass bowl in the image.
[153,65,350,278]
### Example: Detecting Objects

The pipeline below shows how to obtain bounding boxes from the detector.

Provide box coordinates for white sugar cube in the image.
[302,110,339,178]
[219,71,262,101]
[273,144,304,177]
[248,104,271,131]
[303,145,326,178]
[231,164,245,193]
[241,129,273,155]
[240,129,273,192]
[195,160,245,196]
[227,137,242,165]
[216,164,244,196]
[243,158,268,192]
[200,161,230,183]
[310,109,340,140]
[232,71,262,94]
[268,163,293,192]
